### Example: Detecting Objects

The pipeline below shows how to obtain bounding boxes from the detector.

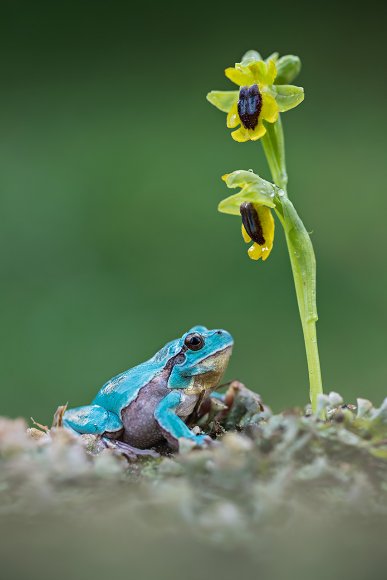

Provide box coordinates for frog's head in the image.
[168,325,233,394]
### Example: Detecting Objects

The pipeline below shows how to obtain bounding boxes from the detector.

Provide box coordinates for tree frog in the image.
[63,326,233,453]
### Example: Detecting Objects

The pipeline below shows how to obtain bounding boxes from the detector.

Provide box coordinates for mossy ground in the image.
[1,383,387,580]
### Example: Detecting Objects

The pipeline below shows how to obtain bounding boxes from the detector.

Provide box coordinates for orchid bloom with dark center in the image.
[218,170,277,261]
[207,51,304,142]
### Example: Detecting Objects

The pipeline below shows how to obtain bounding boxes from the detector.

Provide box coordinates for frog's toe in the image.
[102,438,160,460]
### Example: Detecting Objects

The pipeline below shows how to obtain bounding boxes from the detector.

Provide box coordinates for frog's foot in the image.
[102,437,160,460]
[63,404,123,436]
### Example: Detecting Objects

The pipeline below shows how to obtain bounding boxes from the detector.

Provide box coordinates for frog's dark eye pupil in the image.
[184,332,204,351]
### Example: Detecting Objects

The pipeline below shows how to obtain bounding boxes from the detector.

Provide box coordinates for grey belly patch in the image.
[120,372,171,448]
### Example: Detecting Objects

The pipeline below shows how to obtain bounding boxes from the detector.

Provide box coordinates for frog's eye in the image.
[184,332,204,351]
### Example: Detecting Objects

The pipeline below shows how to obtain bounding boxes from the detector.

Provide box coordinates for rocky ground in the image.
[1,383,387,580]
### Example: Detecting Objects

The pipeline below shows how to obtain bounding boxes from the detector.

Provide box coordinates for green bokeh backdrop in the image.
[1,0,386,422]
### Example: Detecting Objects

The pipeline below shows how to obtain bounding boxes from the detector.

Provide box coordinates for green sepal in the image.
[275,55,301,84]
[271,85,304,112]
[265,52,279,63]
[219,170,277,216]
[241,50,280,66]
[241,50,262,65]
[206,90,238,113]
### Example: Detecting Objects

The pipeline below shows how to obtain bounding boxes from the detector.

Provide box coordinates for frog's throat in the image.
[183,346,232,396]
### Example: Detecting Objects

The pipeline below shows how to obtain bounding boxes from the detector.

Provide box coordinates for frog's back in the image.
[92,339,181,414]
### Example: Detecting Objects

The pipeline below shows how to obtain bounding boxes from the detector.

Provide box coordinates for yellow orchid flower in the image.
[207,51,304,143]
[219,170,278,261]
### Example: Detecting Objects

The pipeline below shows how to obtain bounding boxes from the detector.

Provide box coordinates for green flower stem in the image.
[261,116,288,190]
[262,119,323,414]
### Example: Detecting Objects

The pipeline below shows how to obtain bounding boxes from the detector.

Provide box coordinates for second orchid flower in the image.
[219,170,278,261]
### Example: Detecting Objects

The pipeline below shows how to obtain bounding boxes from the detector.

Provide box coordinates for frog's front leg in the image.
[63,404,123,436]
[154,391,209,450]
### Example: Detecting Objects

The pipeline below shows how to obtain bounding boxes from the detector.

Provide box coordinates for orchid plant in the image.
[207,50,323,414]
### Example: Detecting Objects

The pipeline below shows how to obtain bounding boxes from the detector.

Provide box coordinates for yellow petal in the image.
[226,101,240,128]
[225,66,253,86]
[266,59,277,85]
[249,122,266,141]
[231,127,249,142]
[248,61,267,85]
[241,224,251,243]
[261,244,273,261]
[248,243,263,260]
[261,93,279,123]
[248,59,277,87]
[257,205,275,256]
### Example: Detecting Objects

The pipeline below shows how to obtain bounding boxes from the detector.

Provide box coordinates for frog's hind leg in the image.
[63,404,123,436]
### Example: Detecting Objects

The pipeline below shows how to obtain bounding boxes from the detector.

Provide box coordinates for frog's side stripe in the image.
[154,391,204,443]
[63,405,122,435]
[92,340,183,414]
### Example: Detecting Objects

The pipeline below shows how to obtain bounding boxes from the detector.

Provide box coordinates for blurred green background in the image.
[0,0,386,422]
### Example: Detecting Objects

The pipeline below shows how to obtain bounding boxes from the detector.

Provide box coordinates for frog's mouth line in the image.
[183,345,233,396]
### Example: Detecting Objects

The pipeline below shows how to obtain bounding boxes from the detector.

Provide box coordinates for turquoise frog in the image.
[63,326,233,454]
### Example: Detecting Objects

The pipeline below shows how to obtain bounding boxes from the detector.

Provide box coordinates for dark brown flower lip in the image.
[237,84,262,130]
[240,201,265,245]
